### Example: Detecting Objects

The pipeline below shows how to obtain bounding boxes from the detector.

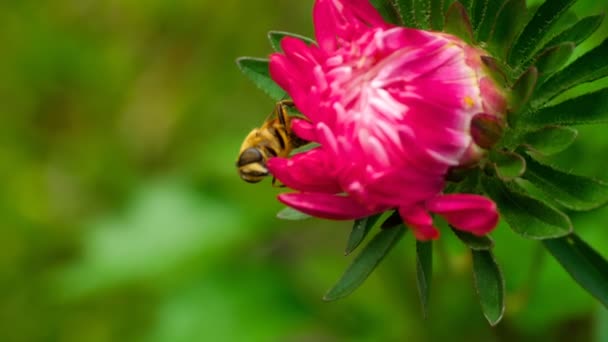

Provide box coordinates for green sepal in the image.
[525,88,608,128]
[394,0,417,28]
[324,226,406,301]
[543,234,608,308]
[510,67,538,115]
[472,249,505,326]
[487,0,527,59]
[522,155,608,211]
[415,240,433,318]
[267,31,315,52]
[452,228,495,250]
[543,14,605,51]
[236,57,286,101]
[480,56,509,88]
[444,2,474,44]
[534,42,575,77]
[508,0,576,67]
[491,150,526,181]
[532,38,608,108]
[522,126,578,156]
[345,214,382,255]
[481,175,572,239]
[471,113,505,149]
[276,207,311,220]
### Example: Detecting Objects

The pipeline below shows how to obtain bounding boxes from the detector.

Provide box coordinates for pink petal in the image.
[426,194,499,236]
[399,205,440,240]
[278,192,376,220]
[291,118,318,142]
[267,148,341,193]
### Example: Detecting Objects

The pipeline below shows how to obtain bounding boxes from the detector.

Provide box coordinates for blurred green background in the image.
[2,1,608,341]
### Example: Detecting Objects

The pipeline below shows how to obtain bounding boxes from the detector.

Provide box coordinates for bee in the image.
[236,100,308,183]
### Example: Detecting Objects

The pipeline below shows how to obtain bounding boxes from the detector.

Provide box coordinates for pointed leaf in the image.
[236,57,286,101]
[543,14,605,50]
[324,226,406,301]
[508,0,576,66]
[277,206,312,220]
[472,250,505,326]
[452,228,495,250]
[472,0,488,32]
[522,126,577,156]
[413,0,432,29]
[394,0,417,28]
[369,0,401,24]
[534,42,575,77]
[481,175,572,239]
[345,214,382,255]
[416,241,433,318]
[268,31,315,52]
[381,210,402,229]
[430,0,445,30]
[510,67,538,114]
[525,88,608,128]
[532,38,608,108]
[491,150,526,181]
[444,2,474,43]
[487,0,527,59]
[543,234,608,308]
[476,0,505,42]
[522,156,608,211]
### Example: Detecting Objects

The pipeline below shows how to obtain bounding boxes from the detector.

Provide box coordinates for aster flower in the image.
[237,0,608,325]
[267,0,504,240]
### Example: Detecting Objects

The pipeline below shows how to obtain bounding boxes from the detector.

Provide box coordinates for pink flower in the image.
[268,0,506,240]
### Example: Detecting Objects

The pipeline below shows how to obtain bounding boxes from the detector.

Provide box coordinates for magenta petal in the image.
[291,118,318,142]
[267,149,341,193]
[278,192,376,220]
[399,205,440,240]
[426,194,499,236]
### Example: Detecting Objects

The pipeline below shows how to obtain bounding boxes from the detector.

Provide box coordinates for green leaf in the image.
[543,234,608,308]
[267,31,315,52]
[522,126,578,156]
[276,207,311,220]
[236,57,286,101]
[413,0,431,29]
[525,88,608,128]
[491,150,526,181]
[444,1,474,43]
[452,229,495,250]
[324,226,406,301]
[394,0,417,28]
[472,250,505,326]
[534,42,575,77]
[369,0,401,24]
[345,214,382,255]
[510,67,538,115]
[475,0,506,42]
[381,210,402,229]
[543,14,605,51]
[487,0,527,59]
[508,0,576,67]
[416,240,433,318]
[532,38,608,108]
[430,0,445,30]
[481,175,572,239]
[522,156,608,211]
